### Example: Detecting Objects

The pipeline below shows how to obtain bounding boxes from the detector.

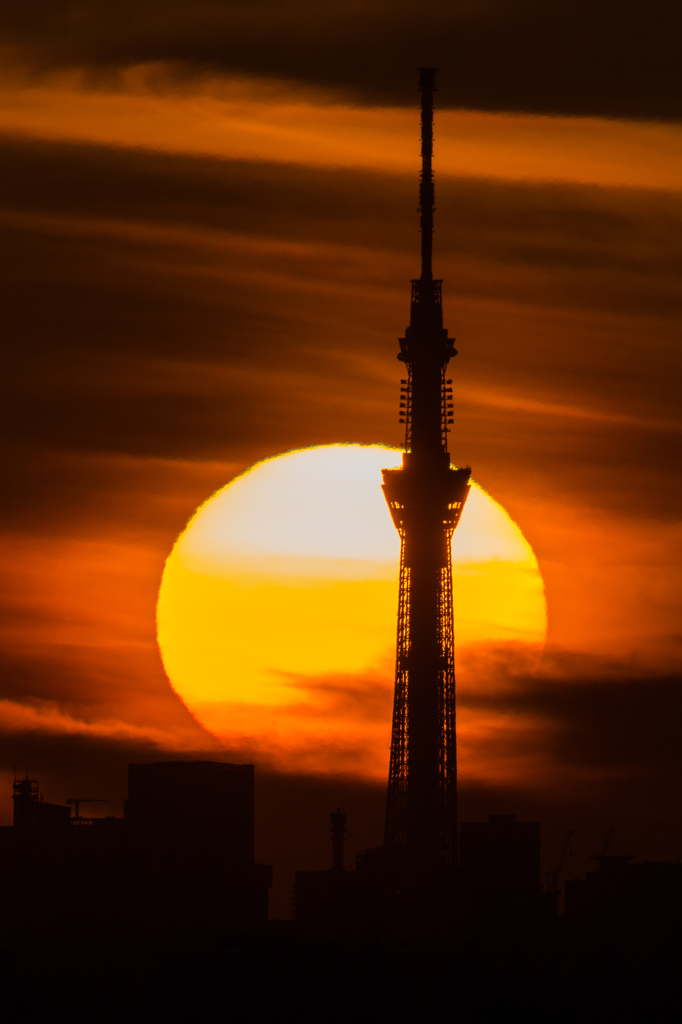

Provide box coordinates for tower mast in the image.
[382,69,471,874]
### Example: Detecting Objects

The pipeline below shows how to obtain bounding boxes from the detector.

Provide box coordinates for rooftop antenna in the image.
[600,828,614,857]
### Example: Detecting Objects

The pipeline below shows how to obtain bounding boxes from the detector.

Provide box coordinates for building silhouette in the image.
[0,762,271,950]
[11,776,72,829]
[565,853,682,976]
[126,761,271,945]
[459,814,543,955]
[294,808,358,938]
[0,776,128,950]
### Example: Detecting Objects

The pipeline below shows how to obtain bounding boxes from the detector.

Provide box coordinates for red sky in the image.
[1,1,681,913]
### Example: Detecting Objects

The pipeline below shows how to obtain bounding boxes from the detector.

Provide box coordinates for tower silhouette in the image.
[382,69,471,873]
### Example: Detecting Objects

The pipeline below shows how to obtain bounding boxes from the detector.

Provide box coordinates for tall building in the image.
[126,759,255,863]
[381,68,471,876]
[125,761,272,944]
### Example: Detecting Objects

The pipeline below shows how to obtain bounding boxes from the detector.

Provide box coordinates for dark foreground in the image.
[1,935,679,1024]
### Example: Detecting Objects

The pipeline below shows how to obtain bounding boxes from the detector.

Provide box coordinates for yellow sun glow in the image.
[157,444,546,777]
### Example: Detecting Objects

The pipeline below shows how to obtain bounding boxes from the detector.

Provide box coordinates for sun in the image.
[157,444,546,777]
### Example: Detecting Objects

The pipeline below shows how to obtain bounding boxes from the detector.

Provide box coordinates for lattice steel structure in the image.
[382,69,471,870]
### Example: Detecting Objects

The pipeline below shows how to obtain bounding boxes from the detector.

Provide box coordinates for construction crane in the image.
[600,828,614,857]
[546,830,574,893]
[330,808,349,872]
[66,798,107,821]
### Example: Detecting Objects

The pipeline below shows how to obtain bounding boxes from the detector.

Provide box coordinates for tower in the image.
[382,69,471,873]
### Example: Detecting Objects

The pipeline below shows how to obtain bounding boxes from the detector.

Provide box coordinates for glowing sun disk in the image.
[157,445,546,777]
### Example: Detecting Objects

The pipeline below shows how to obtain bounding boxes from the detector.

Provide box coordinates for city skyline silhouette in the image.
[0,5,681,1018]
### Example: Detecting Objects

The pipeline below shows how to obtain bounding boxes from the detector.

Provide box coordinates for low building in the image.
[0,762,271,950]
[565,854,682,971]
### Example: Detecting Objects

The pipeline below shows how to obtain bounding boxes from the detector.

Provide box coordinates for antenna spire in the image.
[418,68,436,281]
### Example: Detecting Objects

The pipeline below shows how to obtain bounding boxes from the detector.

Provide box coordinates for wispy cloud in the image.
[2,67,682,190]
[0,697,209,749]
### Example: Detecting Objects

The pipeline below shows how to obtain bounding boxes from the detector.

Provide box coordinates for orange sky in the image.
[1,46,681,904]
[2,67,682,191]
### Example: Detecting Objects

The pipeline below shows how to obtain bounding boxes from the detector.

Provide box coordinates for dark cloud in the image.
[0,1,680,118]
[460,646,682,785]
[0,637,185,720]
[286,671,393,723]
[1,134,680,530]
